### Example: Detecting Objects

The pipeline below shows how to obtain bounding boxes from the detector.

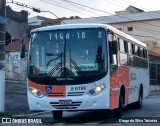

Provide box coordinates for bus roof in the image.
[31,23,147,48]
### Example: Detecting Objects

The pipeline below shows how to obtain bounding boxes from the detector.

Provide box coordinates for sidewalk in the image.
[148,90,160,98]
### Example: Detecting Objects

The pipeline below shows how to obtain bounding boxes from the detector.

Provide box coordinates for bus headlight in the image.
[88,85,105,96]
[29,87,45,98]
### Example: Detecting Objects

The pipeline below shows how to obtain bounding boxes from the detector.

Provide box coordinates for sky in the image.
[6,0,160,19]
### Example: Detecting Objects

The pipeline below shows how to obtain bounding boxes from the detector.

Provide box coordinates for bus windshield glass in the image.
[28,28,107,78]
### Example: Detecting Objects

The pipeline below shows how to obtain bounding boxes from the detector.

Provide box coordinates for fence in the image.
[150,60,160,91]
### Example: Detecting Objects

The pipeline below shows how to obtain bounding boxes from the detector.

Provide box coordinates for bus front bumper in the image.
[28,88,110,111]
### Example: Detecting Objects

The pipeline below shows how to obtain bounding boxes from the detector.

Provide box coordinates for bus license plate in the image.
[59,100,72,105]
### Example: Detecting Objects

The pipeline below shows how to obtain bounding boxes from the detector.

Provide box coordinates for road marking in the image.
[14,111,51,117]
[83,122,99,125]
[54,123,66,125]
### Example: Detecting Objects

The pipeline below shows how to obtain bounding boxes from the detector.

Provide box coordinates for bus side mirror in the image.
[20,43,25,58]
[20,34,30,58]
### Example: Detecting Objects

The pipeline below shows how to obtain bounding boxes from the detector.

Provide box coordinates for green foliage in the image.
[0,112,12,118]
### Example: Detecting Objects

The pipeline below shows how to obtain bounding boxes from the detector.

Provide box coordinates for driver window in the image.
[108,33,118,74]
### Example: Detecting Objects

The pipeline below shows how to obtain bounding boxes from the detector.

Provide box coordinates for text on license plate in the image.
[59,100,72,105]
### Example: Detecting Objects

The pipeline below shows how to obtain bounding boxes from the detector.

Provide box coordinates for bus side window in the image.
[134,45,138,56]
[128,42,132,54]
[119,38,125,52]
[124,40,128,53]
[131,43,135,55]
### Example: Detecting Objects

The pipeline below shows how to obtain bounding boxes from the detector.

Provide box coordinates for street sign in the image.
[0,16,11,25]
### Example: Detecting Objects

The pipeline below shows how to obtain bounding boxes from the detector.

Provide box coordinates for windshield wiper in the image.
[46,52,63,76]
[47,63,62,77]
[70,58,82,72]
[46,52,63,66]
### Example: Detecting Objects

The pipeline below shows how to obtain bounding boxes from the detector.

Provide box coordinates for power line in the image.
[58,0,160,28]
[120,0,150,11]
[103,0,126,9]
[39,0,114,22]
[7,0,65,24]
[57,0,113,22]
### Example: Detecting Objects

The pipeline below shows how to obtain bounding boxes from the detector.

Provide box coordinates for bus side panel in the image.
[110,66,130,110]
[129,67,149,104]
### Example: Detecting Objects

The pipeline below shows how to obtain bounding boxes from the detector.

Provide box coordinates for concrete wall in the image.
[6,20,28,39]
[6,6,28,39]
[5,52,27,81]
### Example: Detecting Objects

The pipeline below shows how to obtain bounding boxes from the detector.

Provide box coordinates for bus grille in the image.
[67,92,85,96]
[46,93,64,97]
[50,101,82,109]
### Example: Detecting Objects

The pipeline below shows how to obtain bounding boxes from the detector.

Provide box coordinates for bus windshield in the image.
[28,28,107,79]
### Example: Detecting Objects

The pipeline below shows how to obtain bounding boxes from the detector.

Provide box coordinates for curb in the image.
[5,80,27,83]
[14,111,51,117]
[147,96,160,99]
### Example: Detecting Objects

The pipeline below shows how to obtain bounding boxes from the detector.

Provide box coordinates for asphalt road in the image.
[3,81,160,126]
[27,97,160,125]
[5,81,30,115]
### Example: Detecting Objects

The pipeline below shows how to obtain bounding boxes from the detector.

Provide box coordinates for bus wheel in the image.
[113,91,123,118]
[135,87,143,109]
[52,111,63,120]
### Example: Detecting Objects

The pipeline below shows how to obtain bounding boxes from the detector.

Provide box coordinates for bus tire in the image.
[134,87,143,109]
[113,91,123,118]
[52,111,63,120]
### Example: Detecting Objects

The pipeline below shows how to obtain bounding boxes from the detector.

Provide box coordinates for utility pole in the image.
[0,0,6,112]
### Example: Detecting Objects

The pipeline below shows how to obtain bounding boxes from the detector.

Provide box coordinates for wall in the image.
[6,6,28,39]
[5,52,27,81]
[6,20,28,39]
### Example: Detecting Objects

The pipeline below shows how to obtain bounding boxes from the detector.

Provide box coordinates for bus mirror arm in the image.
[20,34,30,58]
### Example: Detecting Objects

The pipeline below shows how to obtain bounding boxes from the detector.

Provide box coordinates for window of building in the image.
[128,27,133,31]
